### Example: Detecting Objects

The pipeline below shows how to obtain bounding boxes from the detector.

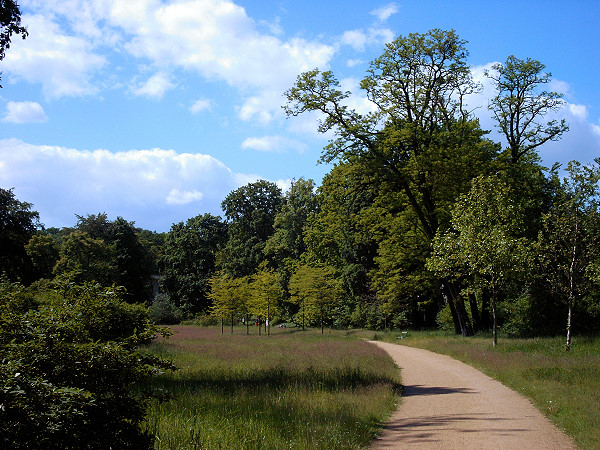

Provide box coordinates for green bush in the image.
[148,293,184,325]
[0,278,173,449]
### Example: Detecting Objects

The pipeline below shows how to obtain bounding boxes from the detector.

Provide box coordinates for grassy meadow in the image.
[377,331,600,449]
[142,325,400,449]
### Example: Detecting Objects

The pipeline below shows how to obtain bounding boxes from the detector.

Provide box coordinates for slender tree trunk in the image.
[468,292,480,333]
[566,297,573,351]
[492,289,497,347]
[221,318,224,335]
[231,312,234,334]
[246,314,249,335]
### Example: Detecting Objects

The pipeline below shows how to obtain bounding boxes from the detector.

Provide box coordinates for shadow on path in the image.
[402,384,477,396]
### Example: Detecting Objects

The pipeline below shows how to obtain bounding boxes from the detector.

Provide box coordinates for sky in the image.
[1,0,599,232]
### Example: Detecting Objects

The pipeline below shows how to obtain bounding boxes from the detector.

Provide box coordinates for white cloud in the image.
[2,14,105,98]
[189,98,212,113]
[132,72,176,99]
[370,3,399,22]
[2,101,48,123]
[241,135,307,153]
[0,138,253,231]
[568,103,588,119]
[341,30,368,51]
[166,188,204,205]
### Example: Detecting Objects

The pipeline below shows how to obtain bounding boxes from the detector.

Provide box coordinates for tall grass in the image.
[387,331,600,449]
[142,326,400,449]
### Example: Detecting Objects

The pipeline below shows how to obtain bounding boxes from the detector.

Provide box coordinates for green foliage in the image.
[148,293,184,325]
[26,233,59,279]
[0,0,28,87]
[289,264,343,331]
[220,180,283,277]
[159,213,227,315]
[0,188,40,283]
[0,278,173,449]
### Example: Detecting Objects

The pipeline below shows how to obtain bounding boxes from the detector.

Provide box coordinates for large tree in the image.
[0,188,40,282]
[160,213,227,315]
[285,29,497,335]
[220,180,283,277]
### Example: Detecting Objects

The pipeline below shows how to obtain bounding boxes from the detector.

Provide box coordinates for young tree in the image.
[428,176,533,346]
[26,234,60,279]
[209,272,247,334]
[486,55,568,164]
[248,268,282,336]
[289,264,343,334]
[538,161,600,350]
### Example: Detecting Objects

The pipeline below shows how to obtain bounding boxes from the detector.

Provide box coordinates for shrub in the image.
[0,279,173,449]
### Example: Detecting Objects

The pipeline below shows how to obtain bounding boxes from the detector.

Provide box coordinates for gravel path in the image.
[368,341,578,449]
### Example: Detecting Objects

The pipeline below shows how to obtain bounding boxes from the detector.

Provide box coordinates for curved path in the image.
[368,341,577,449]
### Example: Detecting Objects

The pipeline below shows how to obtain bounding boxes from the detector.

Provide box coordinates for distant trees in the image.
[160,213,227,315]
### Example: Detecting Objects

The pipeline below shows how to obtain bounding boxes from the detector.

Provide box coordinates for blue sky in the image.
[1,0,599,231]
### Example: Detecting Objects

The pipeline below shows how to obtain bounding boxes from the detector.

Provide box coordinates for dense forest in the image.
[2,27,600,446]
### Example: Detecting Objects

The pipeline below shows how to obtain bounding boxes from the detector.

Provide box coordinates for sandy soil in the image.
[368,341,578,450]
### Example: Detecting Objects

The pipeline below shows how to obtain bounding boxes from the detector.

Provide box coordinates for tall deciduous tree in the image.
[538,161,600,351]
[248,268,282,335]
[221,180,283,277]
[160,214,227,315]
[486,55,568,164]
[285,29,497,336]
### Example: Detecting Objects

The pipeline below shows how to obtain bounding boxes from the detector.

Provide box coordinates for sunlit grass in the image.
[380,331,600,449]
[143,326,400,449]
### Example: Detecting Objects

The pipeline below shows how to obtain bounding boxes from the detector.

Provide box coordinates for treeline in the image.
[2,30,600,349]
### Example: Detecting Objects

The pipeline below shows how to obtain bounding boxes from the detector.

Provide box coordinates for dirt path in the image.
[368,341,577,449]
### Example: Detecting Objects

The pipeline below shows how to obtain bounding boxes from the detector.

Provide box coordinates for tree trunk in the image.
[246,314,249,335]
[566,297,573,351]
[444,280,473,337]
[221,318,224,335]
[468,292,481,333]
[231,312,234,335]
[492,290,497,347]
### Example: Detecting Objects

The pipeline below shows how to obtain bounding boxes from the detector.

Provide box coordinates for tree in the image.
[248,268,282,335]
[428,176,533,346]
[53,230,116,285]
[208,272,248,334]
[288,264,343,333]
[486,55,568,164]
[26,234,59,279]
[160,214,227,316]
[220,180,283,277]
[538,161,600,350]
[0,188,39,282]
[1,0,27,87]
[285,29,498,336]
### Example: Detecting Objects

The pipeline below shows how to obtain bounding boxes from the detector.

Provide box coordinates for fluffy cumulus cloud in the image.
[132,72,177,99]
[189,98,212,113]
[0,138,254,231]
[2,14,105,98]
[2,0,336,120]
[2,101,48,123]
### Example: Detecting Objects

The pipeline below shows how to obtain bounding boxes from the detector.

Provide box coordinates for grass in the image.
[377,330,600,449]
[142,325,401,449]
